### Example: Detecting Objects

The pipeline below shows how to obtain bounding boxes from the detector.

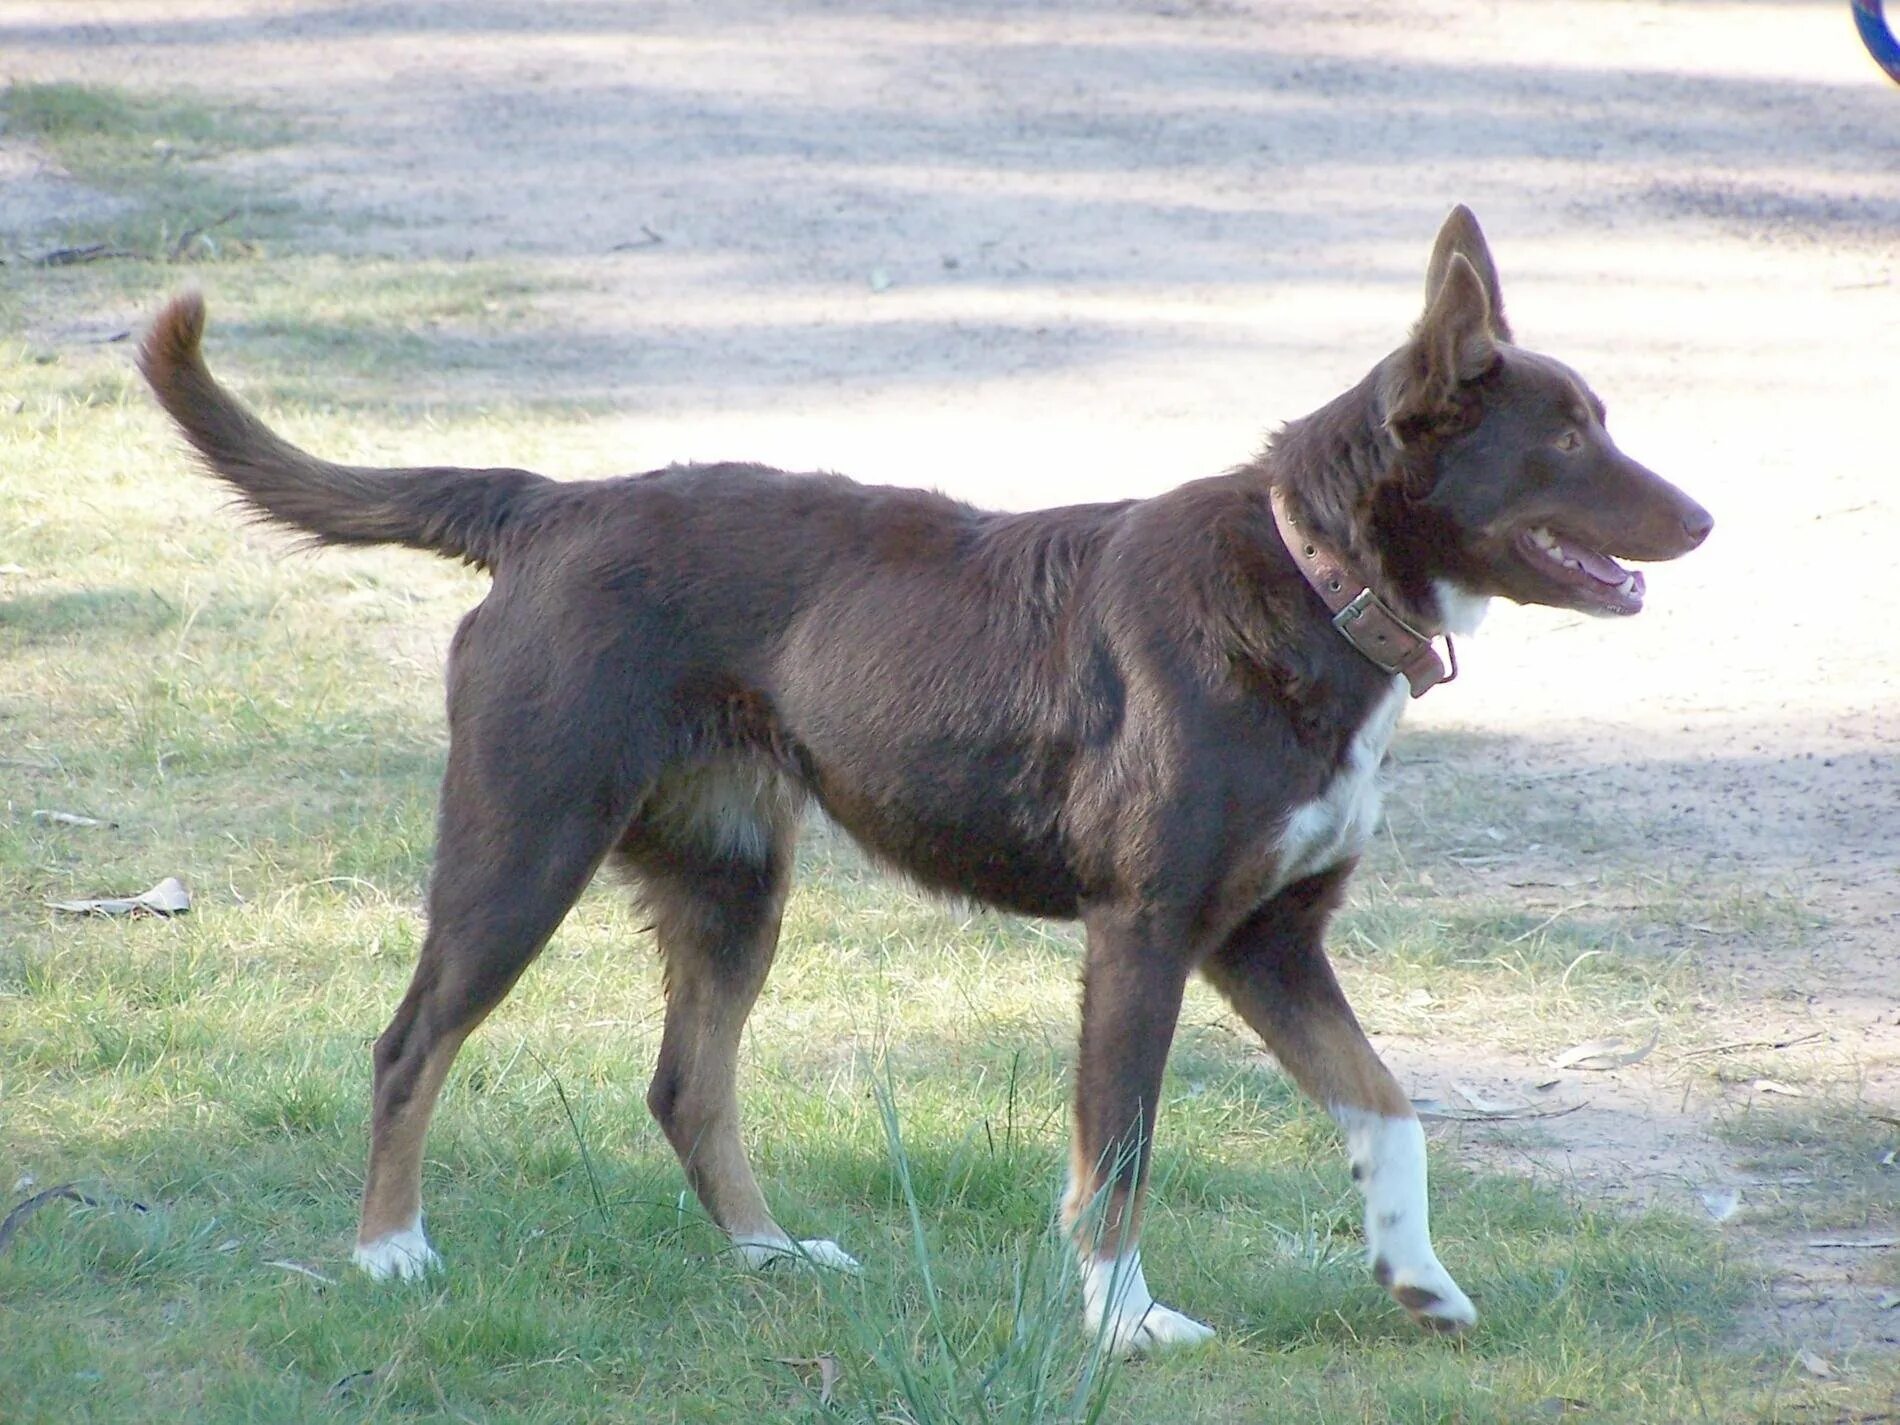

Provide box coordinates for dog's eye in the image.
[1553,428,1582,453]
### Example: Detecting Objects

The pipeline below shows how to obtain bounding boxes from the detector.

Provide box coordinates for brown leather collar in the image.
[1269,485,1455,699]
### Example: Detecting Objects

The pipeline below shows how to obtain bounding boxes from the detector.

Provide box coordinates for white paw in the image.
[1376,1255,1477,1333]
[1081,1249,1215,1356]
[1338,1111,1477,1334]
[735,1235,862,1273]
[352,1220,441,1282]
[1101,1300,1218,1356]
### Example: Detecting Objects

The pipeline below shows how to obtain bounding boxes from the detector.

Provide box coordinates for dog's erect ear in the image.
[1423,205,1512,344]
[1382,251,1498,442]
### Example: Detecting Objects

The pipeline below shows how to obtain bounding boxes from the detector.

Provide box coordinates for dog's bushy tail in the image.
[138,293,547,571]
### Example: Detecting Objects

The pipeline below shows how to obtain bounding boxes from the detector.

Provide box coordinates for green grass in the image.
[3,81,283,157]
[0,802,1754,1423]
[1714,1101,1900,1237]
[5,79,1893,1425]
[2,80,292,264]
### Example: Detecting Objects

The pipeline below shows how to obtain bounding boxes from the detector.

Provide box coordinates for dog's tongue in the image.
[1568,543,1631,585]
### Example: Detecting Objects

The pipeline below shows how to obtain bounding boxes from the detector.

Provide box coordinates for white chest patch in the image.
[1273,675,1407,890]
[1432,579,1492,636]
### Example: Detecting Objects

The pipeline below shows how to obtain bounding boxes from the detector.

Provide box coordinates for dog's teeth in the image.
[1530,529,1571,565]
[1617,574,1635,595]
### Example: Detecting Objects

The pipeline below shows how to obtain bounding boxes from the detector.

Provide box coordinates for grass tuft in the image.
[2,79,290,261]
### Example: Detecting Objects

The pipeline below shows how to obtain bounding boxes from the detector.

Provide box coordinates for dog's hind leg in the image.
[1063,910,1214,1354]
[1201,866,1477,1333]
[355,792,632,1279]
[354,661,641,1280]
[624,766,855,1271]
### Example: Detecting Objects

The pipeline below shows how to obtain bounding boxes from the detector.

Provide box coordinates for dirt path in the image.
[6,0,1896,1366]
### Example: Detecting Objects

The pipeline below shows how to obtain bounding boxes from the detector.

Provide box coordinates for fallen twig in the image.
[610,223,664,251]
[1677,1031,1824,1061]
[0,1185,97,1253]
[1507,901,1598,945]
[169,207,242,260]
[34,242,135,267]
[0,1184,147,1253]
[266,1259,339,1287]
[327,1369,377,1400]
[1413,1098,1589,1123]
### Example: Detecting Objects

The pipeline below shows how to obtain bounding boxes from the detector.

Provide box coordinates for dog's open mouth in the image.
[1517,526,1645,614]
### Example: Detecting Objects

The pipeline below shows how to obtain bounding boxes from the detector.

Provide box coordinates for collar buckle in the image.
[1331,588,1382,637]
[1333,587,1425,677]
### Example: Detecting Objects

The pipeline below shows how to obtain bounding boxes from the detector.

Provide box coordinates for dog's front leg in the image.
[1202,868,1477,1333]
[1063,909,1214,1355]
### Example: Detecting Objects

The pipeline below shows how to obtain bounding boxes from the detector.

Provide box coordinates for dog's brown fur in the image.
[139,207,1710,1343]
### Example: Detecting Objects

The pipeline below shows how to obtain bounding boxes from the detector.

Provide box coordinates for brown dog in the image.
[139,207,1709,1352]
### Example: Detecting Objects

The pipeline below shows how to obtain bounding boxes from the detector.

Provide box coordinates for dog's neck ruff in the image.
[1269,486,1455,699]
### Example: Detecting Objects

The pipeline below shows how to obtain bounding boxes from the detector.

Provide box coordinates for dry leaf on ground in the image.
[776,1354,841,1406]
[31,809,116,828]
[1549,1029,1659,1071]
[1698,1187,1742,1223]
[1751,1080,1806,1098]
[1450,1081,1529,1114]
[47,876,190,917]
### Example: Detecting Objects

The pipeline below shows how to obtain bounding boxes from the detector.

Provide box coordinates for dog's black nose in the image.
[1680,503,1713,548]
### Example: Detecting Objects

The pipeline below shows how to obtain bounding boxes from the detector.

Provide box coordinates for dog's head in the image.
[1371,206,1712,618]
